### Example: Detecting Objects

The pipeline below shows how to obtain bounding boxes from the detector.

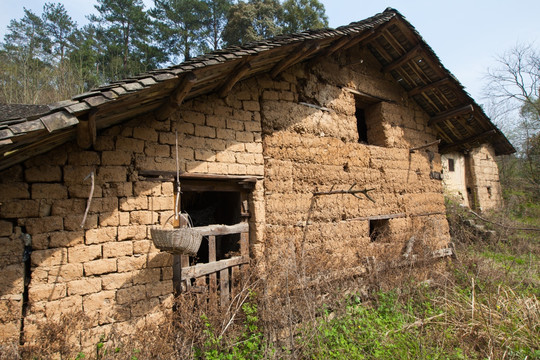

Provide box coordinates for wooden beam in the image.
[439,129,497,153]
[181,256,249,280]
[76,110,97,149]
[325,29,375,55]
[155,72,197,121]
[341,17,399,52]
[343,87,396,103]
[382,44,423,73]
[193,222,249,236]
[428,104,474,126]
[408,77,452,97]
[271,41,320,78]
[409,139,441,153]
[218,60,252,98]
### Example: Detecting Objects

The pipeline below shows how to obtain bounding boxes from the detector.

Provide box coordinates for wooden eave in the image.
[0,8,514,171]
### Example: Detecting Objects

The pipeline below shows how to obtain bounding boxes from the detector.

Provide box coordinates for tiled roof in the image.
[0,8,514,171]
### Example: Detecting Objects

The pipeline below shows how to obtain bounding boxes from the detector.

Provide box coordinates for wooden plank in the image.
[220,268,230,308]
[439,129,497,153]
[208,236,217,305]
[76,110,97,149]
[194,222,249,236]
[408,77,452,97]
[409,139,441,153]
[428,104,474,126]
[240,231,249,274]
[231,265,239,300]
[271,41,315,78]
[182,256,248,280]
[382,44,422,73]
[342,87,395,103]
[349,213,407,222]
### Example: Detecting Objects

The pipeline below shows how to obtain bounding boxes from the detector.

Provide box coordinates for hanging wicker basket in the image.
[151,227,202,255]
[150,213,202,255]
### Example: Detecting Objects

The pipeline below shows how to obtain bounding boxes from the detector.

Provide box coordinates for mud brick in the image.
[68,244,101,263]
[0,200,40,218]
[101,151,132,166]
[116,137,144,153]
[67,278,102,296]
[84,259,117,275]
[28,283,66,302]
[0,183,29,201]
[133,127,158,142]
[25,216,63,235]
[116,284,146,304]
[103,241,133,258]
[119,196,148,211]
[86,227,117,244]
[101,272,133,290]
[49,230,84,248]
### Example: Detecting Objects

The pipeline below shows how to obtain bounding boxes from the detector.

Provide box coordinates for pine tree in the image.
[150,0,211,62]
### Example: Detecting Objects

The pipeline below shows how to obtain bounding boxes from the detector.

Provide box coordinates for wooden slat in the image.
[181,256,249,280]
[271,41,320,78]
[428,104,474,126]
[208,235,217,304]
[439,129,497,153]
[195,223,249,236]
[349,213,407,221]
[408,77,452,97]
[220,268,230,308]
[231,265,239,300]
[240,231,249,274]
[382,44,422,73]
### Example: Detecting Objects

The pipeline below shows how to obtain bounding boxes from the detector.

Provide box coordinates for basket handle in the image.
[164,212,193,228]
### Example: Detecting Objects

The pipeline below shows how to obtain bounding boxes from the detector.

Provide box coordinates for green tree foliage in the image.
[223,0,283,46]
[0,0,329,104]
[89,0,164,80]
[150,0,210,62]
[281,0,328,34]
[1,7,52,103]
[223,0,328,46]
[203,0,233,51]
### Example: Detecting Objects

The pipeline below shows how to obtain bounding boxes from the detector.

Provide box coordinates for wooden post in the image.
[208,235,217,305]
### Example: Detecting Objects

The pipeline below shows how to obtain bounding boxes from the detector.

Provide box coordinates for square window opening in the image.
[369,219,389,242]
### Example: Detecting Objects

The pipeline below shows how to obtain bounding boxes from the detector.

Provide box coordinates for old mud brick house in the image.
[0,8,513,349]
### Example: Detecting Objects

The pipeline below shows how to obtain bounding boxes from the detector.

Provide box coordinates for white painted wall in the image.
[441,152,469,207]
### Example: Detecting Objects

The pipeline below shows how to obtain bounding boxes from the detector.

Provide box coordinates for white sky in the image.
[1,0,539,103]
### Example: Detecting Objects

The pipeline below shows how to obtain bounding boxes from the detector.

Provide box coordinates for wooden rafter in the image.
[218,60,252,97]
[155,72,197,121]
[325,29,375,56]
[408,77,452,97]
[428,104,474,127]
[76,110,97,149]
[271,41,320,78]
[440,129,497,153]
[382,44,422,73]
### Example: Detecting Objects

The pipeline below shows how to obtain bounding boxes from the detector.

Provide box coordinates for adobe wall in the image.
[467,144,503,210]
[0,80,266,350]
[260,46,451,279]
[441,152,470,207]
[0,44,455,350]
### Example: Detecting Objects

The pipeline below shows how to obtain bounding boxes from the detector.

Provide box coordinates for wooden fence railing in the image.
[180,222,249,308]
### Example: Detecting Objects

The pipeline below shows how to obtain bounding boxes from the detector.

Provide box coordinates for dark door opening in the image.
[181,191,242,265]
